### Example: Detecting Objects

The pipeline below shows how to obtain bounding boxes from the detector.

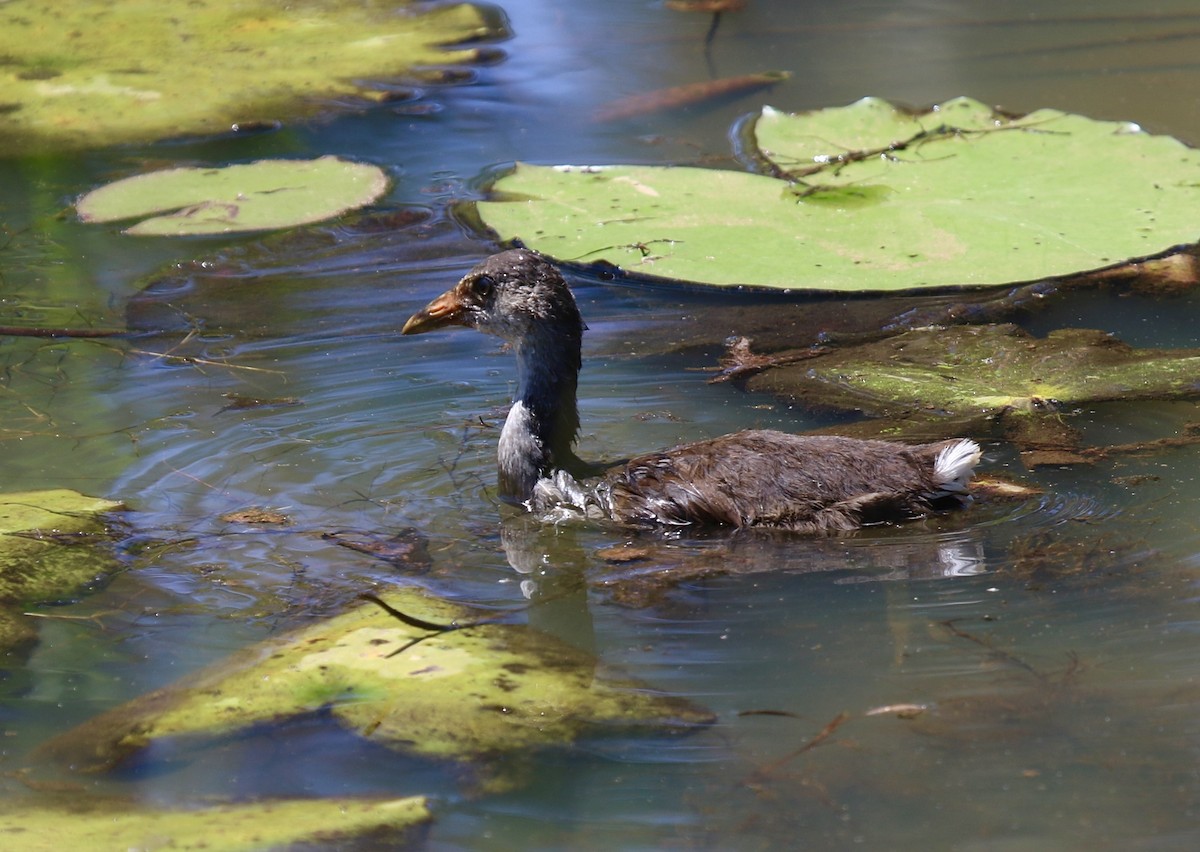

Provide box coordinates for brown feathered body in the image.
[404,249,981,532]
[557,431,969,532]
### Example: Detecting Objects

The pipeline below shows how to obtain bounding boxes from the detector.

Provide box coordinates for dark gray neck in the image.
[496,325,582,501]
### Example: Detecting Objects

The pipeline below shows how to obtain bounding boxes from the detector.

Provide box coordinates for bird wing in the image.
[603,431,948,531]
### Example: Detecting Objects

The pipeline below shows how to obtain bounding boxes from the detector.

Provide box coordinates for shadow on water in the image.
[3,0,1200,848]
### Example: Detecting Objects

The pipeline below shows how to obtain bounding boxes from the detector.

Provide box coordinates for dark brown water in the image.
[3,0,1200,848]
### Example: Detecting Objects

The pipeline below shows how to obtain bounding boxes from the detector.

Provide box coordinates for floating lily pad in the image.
[472,97,1200,291]
[0,0,499,153]
[43,586,713,773]
[76,157,390,236]
[0,795,429,851]
[1,489,124,652]
[744,324,1200,418]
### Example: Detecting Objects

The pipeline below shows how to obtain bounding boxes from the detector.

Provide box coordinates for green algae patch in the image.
[0,0,500,153]
[0,300,124,337]
[0,795,430,851]
[472,97,1200,291]
[43,586,714,771]
[0,489,124,652]
[0,612,33,657]
[76,157,390,235]
[745,324,1200,419]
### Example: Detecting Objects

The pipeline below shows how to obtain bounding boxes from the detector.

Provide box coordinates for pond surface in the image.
[4,0,1200,848]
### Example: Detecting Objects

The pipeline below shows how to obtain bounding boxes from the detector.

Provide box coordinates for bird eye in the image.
[471,274,495,296]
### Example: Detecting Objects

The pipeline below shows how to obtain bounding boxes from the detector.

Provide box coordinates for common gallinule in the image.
[404,249,980,532]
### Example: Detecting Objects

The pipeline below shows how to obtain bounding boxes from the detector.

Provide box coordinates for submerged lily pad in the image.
[76,157,390,235]
[0,795,429,851]
[0,489,124,652]
[0,0,499,153]
[43,586,713,772]
[472,97,1200,291]
[744,324,1200,418]
[0,300,125,337]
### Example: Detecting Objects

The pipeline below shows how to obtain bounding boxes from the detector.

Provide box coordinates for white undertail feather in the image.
[933,439,982,493]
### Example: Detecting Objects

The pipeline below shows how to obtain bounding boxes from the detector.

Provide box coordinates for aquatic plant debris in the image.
[667,0,748,11]
[0,795,430,851]
[76,157,390,235]
[0,489,124,653]
[593,70,790,123]
[743,324,1200,418]
[42,585,714,773]
[474,97,1200,291]
[0,0,499,153]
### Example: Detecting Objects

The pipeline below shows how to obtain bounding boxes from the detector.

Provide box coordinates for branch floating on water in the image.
[593,70,790,123]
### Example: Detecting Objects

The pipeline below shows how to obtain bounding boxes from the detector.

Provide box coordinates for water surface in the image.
[3,0,1200,848]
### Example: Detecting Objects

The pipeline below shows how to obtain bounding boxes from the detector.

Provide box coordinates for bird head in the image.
[402,249,584,345]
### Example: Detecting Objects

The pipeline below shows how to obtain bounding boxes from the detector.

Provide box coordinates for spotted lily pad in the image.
[472,97,1200,291]
[76,157,390,235]
[1,489,124,652]
[0,795,429,851]
[744,324,1200,418]
[0,0,500,153]
[43,586,713,772]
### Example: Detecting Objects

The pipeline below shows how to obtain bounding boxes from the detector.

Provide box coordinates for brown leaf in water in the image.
[217,394,301,414]
[594,71,790,123]
[219,508,289,525]
[323,528,431,570]
[595,543,655,564]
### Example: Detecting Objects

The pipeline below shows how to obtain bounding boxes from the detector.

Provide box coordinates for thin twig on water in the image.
[743,711,851,787]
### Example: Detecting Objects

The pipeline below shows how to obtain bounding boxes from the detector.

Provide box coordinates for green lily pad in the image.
[1,489,124,652]
[0,795,429,851]
[744,324,1200,418]
[0,0,499,153]
[43,586,713,772]
[76,157,390,235]
[471,97,1200,291]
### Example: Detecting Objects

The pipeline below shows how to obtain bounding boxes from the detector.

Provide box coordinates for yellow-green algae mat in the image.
[0,0,499,153]
[744,324,1200,419]
[43,586,714,770]
[0,795,430,851]
[474,97,1200,292]
[0,489,124,653]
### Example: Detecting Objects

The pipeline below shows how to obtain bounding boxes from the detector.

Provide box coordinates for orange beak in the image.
[402,285,468,335]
